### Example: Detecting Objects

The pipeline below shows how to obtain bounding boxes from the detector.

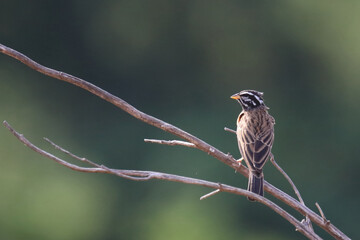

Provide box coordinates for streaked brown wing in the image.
[239,128,274,172]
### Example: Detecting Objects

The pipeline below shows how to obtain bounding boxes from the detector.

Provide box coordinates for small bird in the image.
[231,90,275,201]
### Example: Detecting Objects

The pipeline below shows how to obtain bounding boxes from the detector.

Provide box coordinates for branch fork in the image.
[0,43,350,240]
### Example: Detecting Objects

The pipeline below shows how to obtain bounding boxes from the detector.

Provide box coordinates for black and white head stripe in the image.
[239,90,264,110]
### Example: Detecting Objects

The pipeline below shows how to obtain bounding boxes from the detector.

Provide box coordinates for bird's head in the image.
[231,90,266,111]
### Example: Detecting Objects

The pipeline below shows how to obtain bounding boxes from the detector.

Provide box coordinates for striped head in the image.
[231,90,265,111]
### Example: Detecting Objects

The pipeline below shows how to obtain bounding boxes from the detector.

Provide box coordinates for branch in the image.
[0,43,350,240]
[0,43,240,170]
[316,202,331,225]
[3,120,321,240]
[225,128,315,231]
[269,154,304,205]
[43,137,151,181]
[144,139,196,148]
[224,127,236,134]
[270,154,313,230]
[200,189,221,200]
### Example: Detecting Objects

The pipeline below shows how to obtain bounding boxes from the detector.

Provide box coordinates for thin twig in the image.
[225,127,306,204]
[144,139,196,148]
[270,154,305,205]
[316,202,330,225]
[2,120,322,240]
[270,154,313,231]
[44,137,151,181]
[0,43,240,171]
[227,126,315,232]
[226,124,314,230]
[226,125,314,231]
[224,127,236,134]
[0,43,350,240]
[200,189,221,200]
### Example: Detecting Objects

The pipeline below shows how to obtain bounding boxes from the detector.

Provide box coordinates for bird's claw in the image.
[234,158,243,173]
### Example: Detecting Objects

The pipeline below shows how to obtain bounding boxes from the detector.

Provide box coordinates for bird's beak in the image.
[230,93,240,100]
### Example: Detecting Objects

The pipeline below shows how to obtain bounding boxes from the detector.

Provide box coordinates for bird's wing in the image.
[240,128,274,172]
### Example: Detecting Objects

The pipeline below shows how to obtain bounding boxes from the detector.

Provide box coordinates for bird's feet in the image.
[234,158,243,173]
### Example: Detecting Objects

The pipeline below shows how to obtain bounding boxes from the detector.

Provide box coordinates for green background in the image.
[1,1,359,239]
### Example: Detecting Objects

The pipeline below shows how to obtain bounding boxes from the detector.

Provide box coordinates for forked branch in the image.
[2,120,320,240]
[0,43,350,240]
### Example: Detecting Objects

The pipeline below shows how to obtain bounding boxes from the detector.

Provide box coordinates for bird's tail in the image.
[247,171,264,201]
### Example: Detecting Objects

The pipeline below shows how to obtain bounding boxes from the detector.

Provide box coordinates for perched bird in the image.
[231,90,275,201]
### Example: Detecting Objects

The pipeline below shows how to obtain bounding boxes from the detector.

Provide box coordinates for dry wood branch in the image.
[270,154,305,205]
[270,154,313,230]
[0,43,350,240]
[316,202,331,225]
[144,139,196,148]
[200,189,221,200]
[44,137,151,181]
[225,127,314,232]
[3,120,321,240]
[224,127,237,134]
[0,44,240,171]
[226,127,315,232]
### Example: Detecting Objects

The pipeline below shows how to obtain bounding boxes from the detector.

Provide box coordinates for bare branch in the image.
[316,202,331,225]
[270,154,305,205]
[200,189,221,200]
[224,127,236,134]
[0,43,350,240]
[0,43,240,170]
[270,154,313,231]
[225,127,308,205]
[3,120,322,240]
[225,127,314,232]
[43,137,151,181]
[144,139,196,148]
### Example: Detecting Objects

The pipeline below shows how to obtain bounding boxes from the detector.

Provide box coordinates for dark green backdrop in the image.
[1,1,359,239]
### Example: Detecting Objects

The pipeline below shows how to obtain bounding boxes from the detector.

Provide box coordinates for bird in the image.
[231,90,275,201]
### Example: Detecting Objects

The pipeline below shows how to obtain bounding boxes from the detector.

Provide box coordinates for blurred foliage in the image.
[1,1,359,239]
